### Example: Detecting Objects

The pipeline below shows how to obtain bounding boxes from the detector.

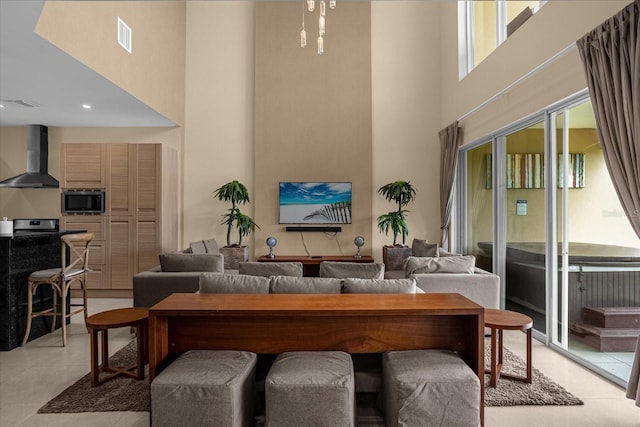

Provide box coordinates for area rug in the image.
[39,339,583,413]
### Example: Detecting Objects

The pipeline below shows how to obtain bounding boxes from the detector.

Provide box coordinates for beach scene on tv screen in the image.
[280,182,352,224]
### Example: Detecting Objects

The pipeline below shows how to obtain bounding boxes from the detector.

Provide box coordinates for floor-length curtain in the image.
[576,0,640,239]
[439,122,462,250]
[576,0,640,408]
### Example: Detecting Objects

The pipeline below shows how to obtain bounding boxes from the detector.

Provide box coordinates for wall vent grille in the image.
[117,17,132,53]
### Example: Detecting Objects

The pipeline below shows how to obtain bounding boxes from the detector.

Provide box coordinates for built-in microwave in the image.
[61,190,105,214]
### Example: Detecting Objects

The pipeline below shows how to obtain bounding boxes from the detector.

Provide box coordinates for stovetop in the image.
[12,218,59,233]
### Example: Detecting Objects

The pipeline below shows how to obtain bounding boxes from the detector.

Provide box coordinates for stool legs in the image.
[21,281,35,346]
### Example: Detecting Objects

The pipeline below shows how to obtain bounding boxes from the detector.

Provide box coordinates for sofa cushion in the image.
[404,256,476,276]
[159,253,224,272]
[342,278,418,294]
[319,261,385,279]
[239,262,303,278]
[411,239,438,257]
[270,276,342,294]
[437,248,461,257]
[189,238,219,254]
[199,273,270,294]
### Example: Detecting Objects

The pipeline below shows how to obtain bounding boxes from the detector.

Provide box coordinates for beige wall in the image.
[440,0,631,141]
[182,1,255,250]
[36,1,186,126]
[371,1,443,256]
[253,1,372,258]
[0,126,183,226]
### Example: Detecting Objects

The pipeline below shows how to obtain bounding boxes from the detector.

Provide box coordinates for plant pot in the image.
[220,246,249,270]
[382,245,412,272]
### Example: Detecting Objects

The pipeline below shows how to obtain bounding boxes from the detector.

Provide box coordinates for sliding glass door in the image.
[458,93,640,387]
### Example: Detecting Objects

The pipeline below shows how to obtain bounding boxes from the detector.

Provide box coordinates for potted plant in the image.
[213,180,259,269]
[377,180,416,271]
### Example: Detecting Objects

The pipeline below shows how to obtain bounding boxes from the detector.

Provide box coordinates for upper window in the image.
[458,0,547,79]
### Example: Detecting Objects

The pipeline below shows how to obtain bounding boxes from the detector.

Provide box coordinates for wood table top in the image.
[485,308,533,330]
[86,307,148,328]
[149,293,484,316]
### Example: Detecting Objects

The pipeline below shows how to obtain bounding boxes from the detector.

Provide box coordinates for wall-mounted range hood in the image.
[0,125,59,188]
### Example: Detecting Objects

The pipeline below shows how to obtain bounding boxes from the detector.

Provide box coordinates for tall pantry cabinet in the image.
[60,143,178,296]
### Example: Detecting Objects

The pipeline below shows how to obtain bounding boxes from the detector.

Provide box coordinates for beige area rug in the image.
[38,339,582,413]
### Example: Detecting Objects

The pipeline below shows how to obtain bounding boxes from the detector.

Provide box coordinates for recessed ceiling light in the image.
[0,104,4,108]
[82,104,92,109]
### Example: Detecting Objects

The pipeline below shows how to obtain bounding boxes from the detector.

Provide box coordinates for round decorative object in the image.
[353,236,365,258]
[266,237,277,258]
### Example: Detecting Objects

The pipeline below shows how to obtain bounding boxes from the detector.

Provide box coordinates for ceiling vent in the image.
[117,17,132,53]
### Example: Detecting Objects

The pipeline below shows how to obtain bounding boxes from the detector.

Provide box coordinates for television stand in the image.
[256,255,374,277]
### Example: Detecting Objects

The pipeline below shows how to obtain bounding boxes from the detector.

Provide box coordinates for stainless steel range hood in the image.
[0,125,59,188]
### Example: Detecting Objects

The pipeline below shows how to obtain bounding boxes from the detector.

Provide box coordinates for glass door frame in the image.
[455,89,591,347]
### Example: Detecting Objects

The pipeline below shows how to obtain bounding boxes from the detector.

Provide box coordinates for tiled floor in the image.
[0,298,638,427]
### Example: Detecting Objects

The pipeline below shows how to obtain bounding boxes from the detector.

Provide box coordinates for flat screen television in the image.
[279,182,352,224]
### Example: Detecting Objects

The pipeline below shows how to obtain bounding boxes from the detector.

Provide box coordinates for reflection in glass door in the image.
[551,99,640,386]
[502,120,547,334]
[465,142,493,269]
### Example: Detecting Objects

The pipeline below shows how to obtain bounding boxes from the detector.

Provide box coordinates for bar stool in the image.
[21,232,94,347]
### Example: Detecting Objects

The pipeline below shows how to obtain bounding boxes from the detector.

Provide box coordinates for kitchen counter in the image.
[0,229,86,350]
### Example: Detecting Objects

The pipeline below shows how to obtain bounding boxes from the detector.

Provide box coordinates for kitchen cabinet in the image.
[60,143,177,296]
[60,144,106,189]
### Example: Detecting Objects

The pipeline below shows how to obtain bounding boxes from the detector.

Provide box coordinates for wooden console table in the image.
[148,292,485,423]
[256,255,374,277]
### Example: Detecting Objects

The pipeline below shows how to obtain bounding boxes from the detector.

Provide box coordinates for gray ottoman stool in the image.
[265,351,356,427]
[151,350,257,427]
[383,349,480,427]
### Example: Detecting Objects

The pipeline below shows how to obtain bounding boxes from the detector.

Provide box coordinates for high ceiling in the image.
[0,0,174,128]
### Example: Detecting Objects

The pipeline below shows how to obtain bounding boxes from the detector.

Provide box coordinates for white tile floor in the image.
[0,298,639,427]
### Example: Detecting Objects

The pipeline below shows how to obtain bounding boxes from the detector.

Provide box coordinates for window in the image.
[458,0,547,79]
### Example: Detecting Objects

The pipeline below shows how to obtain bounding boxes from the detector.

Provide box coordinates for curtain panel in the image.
[576,0,639,408]
[438,122,463,249]
[576,0,640,239]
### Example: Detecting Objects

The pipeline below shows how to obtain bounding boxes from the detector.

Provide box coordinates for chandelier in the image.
[300,0,336,55]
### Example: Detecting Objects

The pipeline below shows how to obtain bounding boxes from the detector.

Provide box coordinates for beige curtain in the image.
[576,0,639,407]
[576,0,640,239]
[439,122,462,250]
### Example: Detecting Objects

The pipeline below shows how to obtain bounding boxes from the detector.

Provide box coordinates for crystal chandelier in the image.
[300,0,336,55]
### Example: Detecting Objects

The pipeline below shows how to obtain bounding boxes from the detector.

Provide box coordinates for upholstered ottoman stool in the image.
[265,351,356,427]
[383,349,480,427]
[151,350,257,427]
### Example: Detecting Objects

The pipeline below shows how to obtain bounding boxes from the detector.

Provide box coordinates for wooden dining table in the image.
[148,292,486,423]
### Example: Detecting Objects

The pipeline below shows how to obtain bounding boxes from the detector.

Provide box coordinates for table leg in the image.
[525,327,532,383]
[490,327,498,387]
[101,328,109,370]
[136,321,145,380]
[90,327,99,387]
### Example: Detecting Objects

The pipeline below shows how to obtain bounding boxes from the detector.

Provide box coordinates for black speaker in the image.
[285,226,342,233]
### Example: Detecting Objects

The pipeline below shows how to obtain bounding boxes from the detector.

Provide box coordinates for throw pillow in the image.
[270,276,342,294]
[404,255,476,276]
[159,253,224,272]
[189,240,207,254]
[437,248,461,257]
[319,261,385,279]
[239,262,303,278]
[203,238,219,254]
[411,238,438,257]
[342,278,418,294]
[199,273,270,294]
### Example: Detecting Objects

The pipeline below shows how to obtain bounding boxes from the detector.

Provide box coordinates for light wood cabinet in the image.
[61,143,177,295]
[60,144,106,189]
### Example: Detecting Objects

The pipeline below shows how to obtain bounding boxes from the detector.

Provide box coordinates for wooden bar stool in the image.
[485,308,533,388]
[22,232,94,347]
[86,307,148,387]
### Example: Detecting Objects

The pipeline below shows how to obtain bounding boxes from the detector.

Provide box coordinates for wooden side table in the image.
[86,307,148,387]
[485,308,533,388]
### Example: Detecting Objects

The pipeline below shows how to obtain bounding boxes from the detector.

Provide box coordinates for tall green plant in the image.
[213,180,259,247]
[376,180,416,246]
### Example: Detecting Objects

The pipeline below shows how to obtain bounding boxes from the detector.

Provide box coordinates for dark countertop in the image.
[0,230,87,240]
